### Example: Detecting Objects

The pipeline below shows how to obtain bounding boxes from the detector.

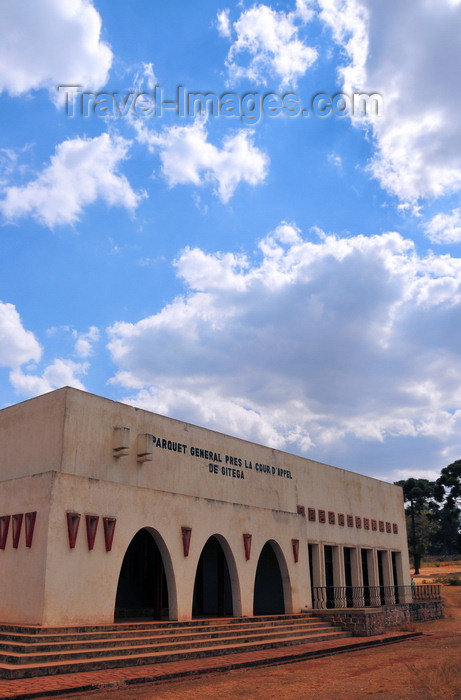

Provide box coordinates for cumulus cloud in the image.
[0,301,89,397]
[74,326,100,358]
[123,386,289,450]
[0,146,31,189]
[10,359,88,396]
[135,119,269,202]
[0,134,143,227]
[328,152,343,170]
[217,9,232,38]
[0,302,42,368]
[318,0,461,202]
[425,209,461,245]
[133,62,158,92]
[218,1,317,87]
[107,223,461,472]
[0,0,112,101]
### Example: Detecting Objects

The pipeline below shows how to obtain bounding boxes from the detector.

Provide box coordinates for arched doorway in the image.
[115,529,169,620]
[253,541,285,614]
[192,536,233,617]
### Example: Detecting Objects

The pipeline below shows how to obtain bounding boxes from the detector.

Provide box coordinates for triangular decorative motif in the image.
[291,538,299,563]
[25,512,37,548]
[243,533,252,560]
[12,514,23,548]
[66,512,81,549]
[85,515,99,550]
[181,526,192,557]
[103,517,116,552]
[0,515,10,549]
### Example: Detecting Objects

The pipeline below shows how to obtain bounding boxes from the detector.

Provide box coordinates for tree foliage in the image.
[435,459,461,507]
[395,462,461,570]
[395,478,437,573]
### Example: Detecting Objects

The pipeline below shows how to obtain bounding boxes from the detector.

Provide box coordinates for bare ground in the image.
[60,562,461,700]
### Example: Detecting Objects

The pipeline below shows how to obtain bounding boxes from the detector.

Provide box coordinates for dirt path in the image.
[55,564,461,700]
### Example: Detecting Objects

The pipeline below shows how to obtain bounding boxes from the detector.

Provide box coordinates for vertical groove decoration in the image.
[103,517,117,552]
[25,512,37,547]
[67,512,81,549]
[243,533,252,560]
[85,515,100,550]
[12,514,23,548]
[0,515,10,549]
[181,526,192,557]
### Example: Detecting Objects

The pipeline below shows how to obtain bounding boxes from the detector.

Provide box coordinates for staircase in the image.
[0,613,351,680]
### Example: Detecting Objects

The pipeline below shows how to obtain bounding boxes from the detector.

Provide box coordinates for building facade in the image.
[0,387,410,626]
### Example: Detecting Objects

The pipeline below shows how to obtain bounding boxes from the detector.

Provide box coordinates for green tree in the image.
[395,478,437,574]
[434,460,461,555]
[436,459,461,503]
[404,509,438,559]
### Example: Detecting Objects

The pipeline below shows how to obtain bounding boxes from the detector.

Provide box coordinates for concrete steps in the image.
[0,613,351,680]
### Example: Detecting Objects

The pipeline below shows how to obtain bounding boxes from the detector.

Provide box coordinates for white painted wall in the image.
[0,388,410,626]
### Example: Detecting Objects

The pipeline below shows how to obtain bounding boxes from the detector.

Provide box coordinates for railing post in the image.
[369,585,381,606]
[354,585,365,607]
[336,586,347,608]
[384,584,395,605]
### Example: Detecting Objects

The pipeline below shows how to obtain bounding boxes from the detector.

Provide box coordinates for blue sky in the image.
[1,0,461,482]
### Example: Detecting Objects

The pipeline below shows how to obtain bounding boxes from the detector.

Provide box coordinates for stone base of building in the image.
[312,601,444,637]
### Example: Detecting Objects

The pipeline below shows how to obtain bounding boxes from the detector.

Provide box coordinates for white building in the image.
[0,387,410,626]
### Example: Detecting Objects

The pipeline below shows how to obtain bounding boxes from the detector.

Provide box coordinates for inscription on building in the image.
[151,435,293,481]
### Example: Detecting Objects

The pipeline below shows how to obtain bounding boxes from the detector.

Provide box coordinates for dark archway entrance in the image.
[115,529,169,620]
[253,541,285,614]
[192,536,233,617]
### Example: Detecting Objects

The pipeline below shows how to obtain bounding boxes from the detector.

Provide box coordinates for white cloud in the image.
[0,302,42,368]
[218,2,317,88]
[74,326,100,358]
[318,0,369,96]
[318,0,461,202]
[0,147,28,188]
[133,62,158,92]
[379,467,442,484]
[0,302,90,397]
[217,9,232,38]
[425,209,461,245]
[10,359,88,396]
[328,152,343,170]
[294,0,315,22]
[135,119,269,202]
[107,224,461,469]
[0,0,112,100]
[0,134,144,227]
[122,386,288,450]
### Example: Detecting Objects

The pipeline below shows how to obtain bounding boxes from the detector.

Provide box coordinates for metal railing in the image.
[312,584,442,610]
